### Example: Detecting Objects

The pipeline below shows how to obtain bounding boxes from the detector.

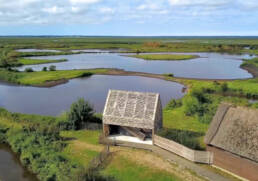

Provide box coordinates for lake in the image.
[0,75,185,116]
[0,144,38,181]
[17,52,254,79]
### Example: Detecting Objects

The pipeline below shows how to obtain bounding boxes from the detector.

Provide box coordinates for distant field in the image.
[129,54,199,61]
[18,58,67,65]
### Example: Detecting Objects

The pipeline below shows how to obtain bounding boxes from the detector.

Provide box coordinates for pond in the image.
[17,52,254,79]
[0,144,38,181]
[0,75,185,116]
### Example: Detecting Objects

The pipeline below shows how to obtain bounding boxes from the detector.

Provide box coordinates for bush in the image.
[67,98,95,130]
[49,65,56,71]
[164,73,174,77]
[42,67,47,71]
[25,68,34,72]
[157,128,205,150]
[183,96,201,116]
[165,99,182,110]
[220,82,228,92]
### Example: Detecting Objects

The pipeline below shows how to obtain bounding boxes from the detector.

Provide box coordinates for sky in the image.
[0,0,258,36]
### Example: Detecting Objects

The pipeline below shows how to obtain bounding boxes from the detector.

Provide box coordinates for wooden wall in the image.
[153,135,213,164]
[207,146,258,181]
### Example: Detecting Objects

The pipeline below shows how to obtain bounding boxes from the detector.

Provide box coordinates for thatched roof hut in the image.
[102,90,162,142]
[205,103,258,181]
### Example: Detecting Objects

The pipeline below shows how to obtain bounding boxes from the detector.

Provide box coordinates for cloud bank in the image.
[0,0,257,35]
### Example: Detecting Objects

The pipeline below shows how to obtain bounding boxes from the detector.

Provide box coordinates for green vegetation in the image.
[25,67,34,72]
[49,65,57,71]
[0,99,117,181]
[0,106,185,181]
[240,57,258,77]
[161,76,258,150]
[1,36,258,55]
[18,58,67,65]
[67,98,95,130]
[242,57,258,68]
[128,54,199,61]
[0,36,258,180]
[0,108,80,181]
[0,68,109,86]
[102,155,181,181]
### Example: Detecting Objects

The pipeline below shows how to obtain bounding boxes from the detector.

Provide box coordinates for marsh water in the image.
[18,52,254,79]
[1,50,255,179]
[0,144,38,181]
[0,75,184,116]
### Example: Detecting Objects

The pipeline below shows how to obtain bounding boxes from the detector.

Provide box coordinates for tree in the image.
[49,65,56,71]
[67,98,95,130]
[220,82,228,92]
[0,49,10,67]
[42,67,47,71]
[25,68,34,72]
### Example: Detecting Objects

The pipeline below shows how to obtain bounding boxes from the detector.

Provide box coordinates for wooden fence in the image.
[153,135,213,164]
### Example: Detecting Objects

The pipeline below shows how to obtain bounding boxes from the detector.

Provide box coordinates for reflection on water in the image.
[17,52,253,79]
[0,144,38,181]
[0,75,185,116]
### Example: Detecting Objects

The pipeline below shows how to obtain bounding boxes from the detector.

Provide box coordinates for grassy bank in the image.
[0,68,109,86]
[0,108,203,181]
[128,54,199,61]
[18,58,67,65]
[241,57,258,77]
[0,108,81,181]
[160,75,258,150]
[242,57,258,68]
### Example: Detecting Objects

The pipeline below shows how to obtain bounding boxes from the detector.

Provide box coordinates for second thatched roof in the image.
[205,103,258,163]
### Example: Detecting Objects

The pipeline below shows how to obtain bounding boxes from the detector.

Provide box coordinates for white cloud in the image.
[99,7,114,14]
[43,6,64,14]
[168,0,229,6]
[69,0,100,4]
[0,0,257,28]
[71,6,80,13]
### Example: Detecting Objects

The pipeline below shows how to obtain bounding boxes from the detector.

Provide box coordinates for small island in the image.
[18,58,68,65]
[128,54,199,61]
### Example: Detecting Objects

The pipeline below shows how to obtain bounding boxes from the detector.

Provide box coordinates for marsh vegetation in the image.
[0,36,258,181]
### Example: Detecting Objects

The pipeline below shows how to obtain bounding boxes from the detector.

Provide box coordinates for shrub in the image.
[42,67,47,71]
[157,128,204,150]
[220,82,228,92]
[183,96,202,116]
[165,99,182,110]
[49,65,56,71]
[25,68,34,72]
[67,98,95,130]
[164,73,174,77]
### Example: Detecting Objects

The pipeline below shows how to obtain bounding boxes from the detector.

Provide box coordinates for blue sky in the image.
[0,0,258,36]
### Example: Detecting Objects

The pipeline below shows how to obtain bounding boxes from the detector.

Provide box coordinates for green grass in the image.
[60,130,102,168]
[241,57,258,68]
[102,155,181,181]
[0,68,109,86]
[128,54,199,61]
[163,106,208,150]
[18,58,67,65]
[61,130,101,145]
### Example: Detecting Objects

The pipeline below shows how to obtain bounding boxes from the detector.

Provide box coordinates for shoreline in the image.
[241,64,258,78]
[11,68,256,88]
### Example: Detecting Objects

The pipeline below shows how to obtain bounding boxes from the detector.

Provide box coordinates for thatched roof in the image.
[103,90,162,129]
[205,103,258,163]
